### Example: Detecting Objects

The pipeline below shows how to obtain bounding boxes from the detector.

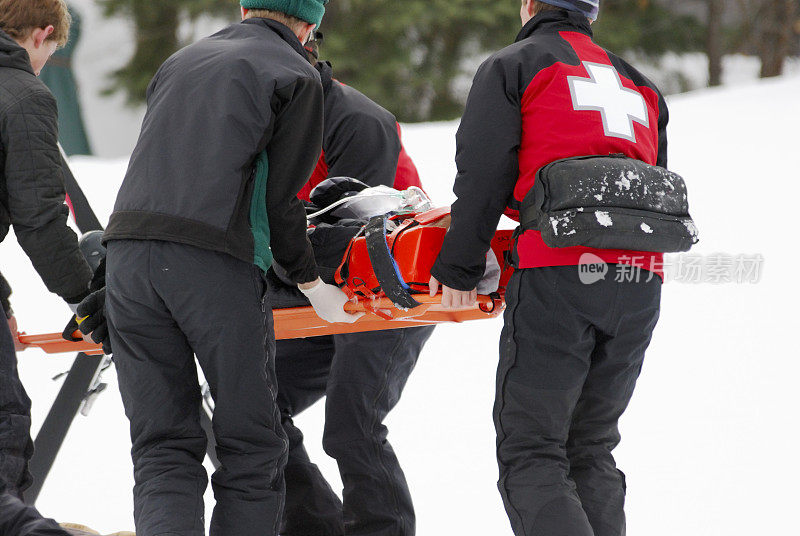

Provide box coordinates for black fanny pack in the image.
[519,154,699,253]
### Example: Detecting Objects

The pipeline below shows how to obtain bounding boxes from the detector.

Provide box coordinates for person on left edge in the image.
[0,0,93,502]
[275,35,433,536]
[95,1,361,535]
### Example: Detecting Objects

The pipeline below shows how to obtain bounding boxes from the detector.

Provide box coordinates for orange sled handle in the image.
[19,293,504,355]
[18,331,104,356]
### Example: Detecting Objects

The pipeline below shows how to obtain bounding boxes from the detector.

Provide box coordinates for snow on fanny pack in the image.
[519,154,700,253]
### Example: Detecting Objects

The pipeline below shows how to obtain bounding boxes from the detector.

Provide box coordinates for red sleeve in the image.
[299,151,327,202]
[392,123,423,191]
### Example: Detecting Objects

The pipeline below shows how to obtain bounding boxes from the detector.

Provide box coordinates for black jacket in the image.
[0,30,91,302]
[317,61,400,187]
[0,271,10,315]
[432,10,668,290]
[270,62,404,306]
[105,19,322,284]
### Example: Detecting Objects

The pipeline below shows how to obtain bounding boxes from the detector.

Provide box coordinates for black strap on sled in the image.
[365,215,422,310]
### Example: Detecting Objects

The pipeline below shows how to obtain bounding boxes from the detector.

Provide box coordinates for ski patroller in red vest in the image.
[510,27,667,274]
[299,123,423,202]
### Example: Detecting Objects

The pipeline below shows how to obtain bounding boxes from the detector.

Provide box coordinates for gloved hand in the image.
[62,289,112,355]
[62,315,83,342]
[299,278,365,324]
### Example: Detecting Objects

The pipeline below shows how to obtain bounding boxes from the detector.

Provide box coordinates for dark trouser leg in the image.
[322,326,434,536]
[107,241,208,536]
[495,266,660,536]
[108,240,288,536]
[276,336,344,536]
[0,490,70,536]
[567,276,661,536]
[495,268,596,536]
[158,242,288,536]
[0,313,33,499]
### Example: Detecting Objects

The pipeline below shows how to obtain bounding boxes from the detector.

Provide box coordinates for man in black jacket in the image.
[294,34,424,199]
[101,1,360,535]
[0,0,92,501]
[275,38,434,536]
[430,1,666,535]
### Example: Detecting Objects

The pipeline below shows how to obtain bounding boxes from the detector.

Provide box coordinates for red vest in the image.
[298,123,422,202]
[514,31,664,275]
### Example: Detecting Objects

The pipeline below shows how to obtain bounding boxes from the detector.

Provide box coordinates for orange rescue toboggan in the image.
[20,208,514,355]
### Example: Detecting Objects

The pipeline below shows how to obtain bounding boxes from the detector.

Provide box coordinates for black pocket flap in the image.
[540,207,699,253]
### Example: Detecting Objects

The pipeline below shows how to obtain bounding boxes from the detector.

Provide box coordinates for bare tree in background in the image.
[761,1,798,77]
[707,0,723,85]
[99,0,234,106]
[745,0,800,78]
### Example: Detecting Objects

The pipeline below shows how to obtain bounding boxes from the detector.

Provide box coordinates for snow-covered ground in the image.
[1,74,797,534]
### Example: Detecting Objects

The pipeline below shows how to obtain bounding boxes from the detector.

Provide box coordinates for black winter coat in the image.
[0,271,10,314]
[105,19,323,284]
[316,61,400,188]
[0,31,91,303]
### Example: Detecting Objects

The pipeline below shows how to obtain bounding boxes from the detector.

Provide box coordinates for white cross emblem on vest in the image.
[568,62,649,142]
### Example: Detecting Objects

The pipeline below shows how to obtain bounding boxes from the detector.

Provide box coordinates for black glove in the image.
[61,315,83,342]
[62,289,112,354]
[77,288,111,354]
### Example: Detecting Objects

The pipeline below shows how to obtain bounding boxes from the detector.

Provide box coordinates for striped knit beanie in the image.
[240,0,328,27]
[540,0,600,21]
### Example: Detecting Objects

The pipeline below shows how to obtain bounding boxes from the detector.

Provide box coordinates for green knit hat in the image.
[240,0,328,28]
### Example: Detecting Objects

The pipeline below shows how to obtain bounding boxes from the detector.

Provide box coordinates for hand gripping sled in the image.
[18,331,105,356]
[279,208,511,338]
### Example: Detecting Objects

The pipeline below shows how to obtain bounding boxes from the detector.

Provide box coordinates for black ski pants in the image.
[106,240,287,536]
[275,326,434,536]
[496,266,660,536]
[0,313,33,498]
